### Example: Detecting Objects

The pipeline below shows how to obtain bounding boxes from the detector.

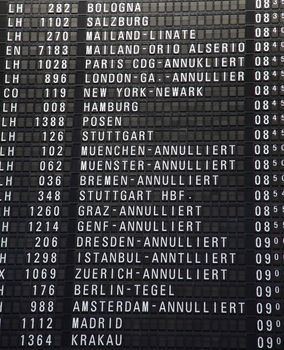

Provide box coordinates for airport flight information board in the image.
[0,0,283,349]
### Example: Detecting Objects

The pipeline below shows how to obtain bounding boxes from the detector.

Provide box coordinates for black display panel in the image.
[0,0,283,349]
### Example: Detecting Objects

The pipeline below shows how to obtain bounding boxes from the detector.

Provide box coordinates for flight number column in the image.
[20,2,77,348]
[253,0,283,349]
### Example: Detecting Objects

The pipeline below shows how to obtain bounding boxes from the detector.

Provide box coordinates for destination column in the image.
[71,1,247,349]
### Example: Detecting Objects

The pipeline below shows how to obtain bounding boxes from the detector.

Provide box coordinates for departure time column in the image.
[253,0,283,349]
